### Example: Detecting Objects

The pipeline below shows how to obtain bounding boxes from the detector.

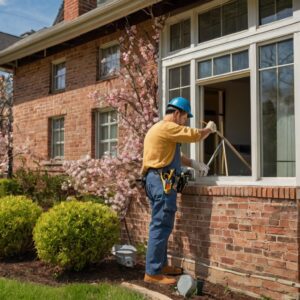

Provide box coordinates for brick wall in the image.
[13,30,122,170]
[64,0,97,21]
[124,185,300,300]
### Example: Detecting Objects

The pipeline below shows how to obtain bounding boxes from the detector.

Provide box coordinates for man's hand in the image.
[191,159,209,176]
[205,121,217,133]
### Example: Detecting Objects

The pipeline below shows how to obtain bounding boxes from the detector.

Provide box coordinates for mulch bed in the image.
[0,253,255,299]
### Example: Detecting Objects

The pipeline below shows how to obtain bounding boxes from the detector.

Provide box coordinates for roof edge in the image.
[0,0,162,66]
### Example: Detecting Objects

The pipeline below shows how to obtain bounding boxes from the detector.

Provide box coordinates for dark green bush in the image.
[0,196,42,258]
[14,167,69,208]
[33,200,120,270]
[0,178,20,197]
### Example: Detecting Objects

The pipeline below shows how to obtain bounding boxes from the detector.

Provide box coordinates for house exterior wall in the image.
[13,29,122,170]
[124,186,300,299]
[11,1,300,299]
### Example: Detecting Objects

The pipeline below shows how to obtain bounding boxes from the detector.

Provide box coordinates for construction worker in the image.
[142,97,216,285]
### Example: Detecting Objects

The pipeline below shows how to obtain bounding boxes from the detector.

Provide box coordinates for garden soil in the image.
[0,254,255,299]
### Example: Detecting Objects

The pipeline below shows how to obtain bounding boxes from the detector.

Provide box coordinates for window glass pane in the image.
[100,142,109,156]
[222,0,247,36]
[260,43,276,68]
[169,89,180,100]
[169,67,180,89]
[260,69,277,176]
[100,45,119,77]
[277,0,293,21]
[278,39,293,65]
[277,65,295,176]
[259,0,276,25]
[110,142,117,157]
[101,126,109,140]
[181,87,190,100]
[232,50,249,71]
[110,111,118,122]
[100,112,109,124]
[170,23,180,52]
[110,124,117,139]
[213,55,230,75]
[259,0,292,25]
[182,19,191,49]
[60,144,64,157]
[199,7,221,43]
[181,65,190,87]
[199,60,212,78]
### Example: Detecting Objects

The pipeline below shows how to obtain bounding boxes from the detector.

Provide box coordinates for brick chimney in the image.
[64,0,97,21]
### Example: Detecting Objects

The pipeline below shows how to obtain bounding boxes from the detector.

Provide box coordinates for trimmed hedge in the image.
[0,196,42,258]
[33,200,120,270]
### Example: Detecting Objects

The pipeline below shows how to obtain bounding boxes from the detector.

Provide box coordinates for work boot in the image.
[162,265,183,276]
[144,274,176,285]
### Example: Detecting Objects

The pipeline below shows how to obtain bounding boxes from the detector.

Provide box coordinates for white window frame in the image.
[51,116,64,160]
[95,109,118,158]
[160,0,300,186]
[51,58,66,92]
[99,42,120,79]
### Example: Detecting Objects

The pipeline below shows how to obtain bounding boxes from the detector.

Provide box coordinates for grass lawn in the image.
[0,278,146,300]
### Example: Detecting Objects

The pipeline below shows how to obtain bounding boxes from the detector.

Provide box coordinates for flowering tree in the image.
[64,17,164,216]
[0,74,13,177]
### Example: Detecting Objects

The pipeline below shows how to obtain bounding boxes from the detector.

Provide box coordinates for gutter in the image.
[0,0,162,66]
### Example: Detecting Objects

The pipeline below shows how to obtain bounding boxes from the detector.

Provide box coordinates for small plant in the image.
[135,242,147,260]
[33,200,120,270]
[0,195,42,258]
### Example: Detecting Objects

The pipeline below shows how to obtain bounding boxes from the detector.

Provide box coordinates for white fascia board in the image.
[0,0,162,65]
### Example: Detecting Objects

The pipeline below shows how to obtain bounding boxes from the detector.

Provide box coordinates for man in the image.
[142,97,216,285]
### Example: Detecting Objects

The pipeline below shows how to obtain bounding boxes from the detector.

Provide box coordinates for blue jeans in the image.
[145,170,177,275]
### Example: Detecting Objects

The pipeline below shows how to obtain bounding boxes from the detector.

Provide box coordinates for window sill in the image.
[50,89,65,95]
[97,74,119,82]
[42,159,64,167]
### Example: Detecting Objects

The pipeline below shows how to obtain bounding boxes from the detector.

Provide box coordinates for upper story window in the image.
[259,0,293,25]
[170,19,191,52]
[52,61,66,92]
[95,110,118,158]
[51,117,64,159]
[99,44,120,79]
[198,0,248,43]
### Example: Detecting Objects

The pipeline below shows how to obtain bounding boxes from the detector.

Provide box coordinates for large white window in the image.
[99,44,120,79]
[259,38,295,177]
[259,0,293,25]
[95,110,118,158]
[51,117,64,159]
[198,0,248,43]
[52,61,66,92]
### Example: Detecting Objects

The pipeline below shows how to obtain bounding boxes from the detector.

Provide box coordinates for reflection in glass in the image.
[181,65,190,87]
[278,39,293,65]
[259,0,292,25]
[260,44,276,68]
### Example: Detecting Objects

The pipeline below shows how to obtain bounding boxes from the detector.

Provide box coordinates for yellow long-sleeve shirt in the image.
[141,120,202,175]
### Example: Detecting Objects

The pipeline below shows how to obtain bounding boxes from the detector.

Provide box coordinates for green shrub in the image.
[33,200,120,270]
[0,196,42,258]
[14,167,69,208]
[0,178,20,197]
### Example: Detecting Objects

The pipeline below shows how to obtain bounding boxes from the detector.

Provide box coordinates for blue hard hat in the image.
[167,97,193,118]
